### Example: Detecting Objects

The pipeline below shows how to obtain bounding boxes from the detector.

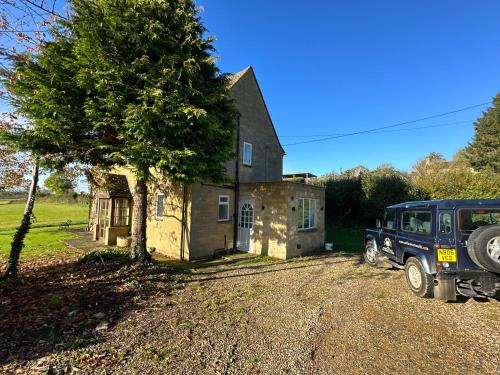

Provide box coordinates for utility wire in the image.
[282,101,489,147]
[367,120,471,134]
[279,120,472,138]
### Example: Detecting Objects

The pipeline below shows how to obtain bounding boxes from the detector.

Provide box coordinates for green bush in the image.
[78,248,130,264]
[318,151,499,227]
[411,153,500,200]
[318,165,424,225]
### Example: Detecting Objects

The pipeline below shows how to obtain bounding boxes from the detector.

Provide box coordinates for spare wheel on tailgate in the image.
[467,225,500,273]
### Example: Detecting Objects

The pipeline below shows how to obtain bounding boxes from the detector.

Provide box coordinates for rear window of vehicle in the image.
[383,209,396,229]
[459,209,500,232]
[402,211,432,234]
[439,213,452,234]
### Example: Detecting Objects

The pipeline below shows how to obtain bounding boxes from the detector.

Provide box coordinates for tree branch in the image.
[18,0,68,21]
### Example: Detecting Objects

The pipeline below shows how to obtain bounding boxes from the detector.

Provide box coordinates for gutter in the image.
[232,114,241,252]
[180,184,187,261]
[87,182,93,232]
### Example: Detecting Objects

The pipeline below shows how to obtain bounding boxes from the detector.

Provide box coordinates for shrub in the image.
[78,248,130,264]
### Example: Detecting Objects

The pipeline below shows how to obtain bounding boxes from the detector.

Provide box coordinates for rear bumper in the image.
[434,270,500,300]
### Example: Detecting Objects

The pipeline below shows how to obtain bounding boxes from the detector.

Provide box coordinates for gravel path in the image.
[6,253,500,374]
[112,254,500,374]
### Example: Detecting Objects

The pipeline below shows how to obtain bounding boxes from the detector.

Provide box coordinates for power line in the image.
[279,120,472,138]
[368,120,471,134]
[282,101,488,147]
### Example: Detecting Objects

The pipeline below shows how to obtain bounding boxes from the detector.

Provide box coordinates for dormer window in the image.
[243,142,253,166]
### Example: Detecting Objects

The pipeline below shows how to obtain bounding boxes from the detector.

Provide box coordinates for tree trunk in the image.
[2,163,39,279]
[130,177,151,263]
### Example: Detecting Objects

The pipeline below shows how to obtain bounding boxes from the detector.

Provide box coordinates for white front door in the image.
[237,201,254,252]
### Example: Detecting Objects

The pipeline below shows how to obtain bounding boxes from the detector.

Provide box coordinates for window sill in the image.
[242,163,253,168]
[218,219,231,223]
[298,227,317,233]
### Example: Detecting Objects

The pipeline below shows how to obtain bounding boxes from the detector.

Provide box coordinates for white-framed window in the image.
[243,142,252,166]
[155,193,165,219]
[114,198,130,226]
[298,198,317,230]
[218,195,230,221]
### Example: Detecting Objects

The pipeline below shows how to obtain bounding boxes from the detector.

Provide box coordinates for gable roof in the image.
[228,66,252,88]
[94,173,132,198]
[229,66,286,155]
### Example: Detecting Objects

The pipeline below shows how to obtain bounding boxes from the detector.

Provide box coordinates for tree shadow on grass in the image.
[0,255,183,367]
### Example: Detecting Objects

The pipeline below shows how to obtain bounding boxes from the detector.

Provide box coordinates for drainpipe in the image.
[180,184,187,261]
[232,114,241,252]
[87,182,93,232]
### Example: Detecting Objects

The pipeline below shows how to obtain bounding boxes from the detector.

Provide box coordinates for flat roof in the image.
[283,172,317,178]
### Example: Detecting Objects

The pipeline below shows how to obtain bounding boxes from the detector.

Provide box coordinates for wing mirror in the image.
[376,219,382,228]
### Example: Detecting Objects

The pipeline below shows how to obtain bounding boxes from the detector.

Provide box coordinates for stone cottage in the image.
[89,67,325,260]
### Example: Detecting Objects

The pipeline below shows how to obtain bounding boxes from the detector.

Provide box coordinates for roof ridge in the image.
[228,66,252,88]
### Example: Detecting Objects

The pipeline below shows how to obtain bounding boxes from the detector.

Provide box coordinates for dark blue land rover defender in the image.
[365,199,500,301]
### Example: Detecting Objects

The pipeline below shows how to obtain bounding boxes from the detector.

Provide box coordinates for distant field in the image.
[0,201,88,260]
[0,201,88,231]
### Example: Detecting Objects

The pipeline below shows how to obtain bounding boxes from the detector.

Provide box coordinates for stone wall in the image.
[110,167,190,259]
[188,183,235,260]
[239,182,288,258]
[285,183,326,258]
[105,226,129,246]
[239,181,325,259]
[227,67,284,183]
[146,176,190,260]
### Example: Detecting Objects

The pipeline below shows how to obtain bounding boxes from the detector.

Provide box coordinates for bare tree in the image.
[0,0,66,278]
[0,0,68,75]
[2,162,39,279]
[0,114,29,191]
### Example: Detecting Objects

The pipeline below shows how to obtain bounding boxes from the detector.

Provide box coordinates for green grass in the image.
[231,254,276,266]
[0,202,88,231]
[325,220,366,252]
[0,226,82,260]
[0,201,88,260]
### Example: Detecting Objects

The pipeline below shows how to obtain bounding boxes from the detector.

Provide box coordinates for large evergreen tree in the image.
[5,0,236,263]
[71,0,235,261]
[465,94,500,173]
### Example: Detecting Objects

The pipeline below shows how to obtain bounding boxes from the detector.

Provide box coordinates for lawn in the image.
[325,220,367,252]
[0,201,88,260]
[0,201,88,231]
[0,227,83,261]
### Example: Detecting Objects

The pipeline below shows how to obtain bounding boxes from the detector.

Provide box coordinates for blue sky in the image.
[2,0,499,188]
[199,0,500,175]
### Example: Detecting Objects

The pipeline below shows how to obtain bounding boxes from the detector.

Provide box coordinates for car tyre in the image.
[405,257,434,298]
[468,225,500,273]
[363,240,380,267]
[467,225,493,267]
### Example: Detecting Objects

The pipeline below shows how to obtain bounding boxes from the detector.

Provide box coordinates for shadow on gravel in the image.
[0,256,182,366]
[185,254,368,283]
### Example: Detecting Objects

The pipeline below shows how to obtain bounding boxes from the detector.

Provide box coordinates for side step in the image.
[379,256,404,269]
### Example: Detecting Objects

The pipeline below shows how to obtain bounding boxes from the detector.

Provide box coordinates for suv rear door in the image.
[456,207,500,271]
[437,210,458,270]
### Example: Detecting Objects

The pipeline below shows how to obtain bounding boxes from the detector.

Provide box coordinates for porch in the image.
[90,174,132,246]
